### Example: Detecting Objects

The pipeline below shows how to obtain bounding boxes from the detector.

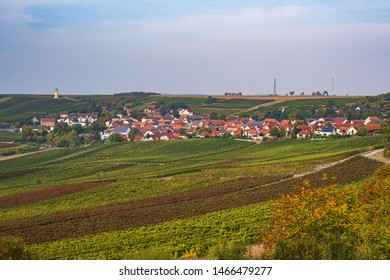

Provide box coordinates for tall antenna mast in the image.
[332,75,334,95]
[273,78,276,95]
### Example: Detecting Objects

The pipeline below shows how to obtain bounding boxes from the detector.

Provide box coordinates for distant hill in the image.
[113,92,161,97]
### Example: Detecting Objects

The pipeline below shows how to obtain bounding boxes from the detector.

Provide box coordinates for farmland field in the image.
[0,135,386,259]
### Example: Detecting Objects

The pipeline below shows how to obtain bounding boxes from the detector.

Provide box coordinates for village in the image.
[31,104,385,144]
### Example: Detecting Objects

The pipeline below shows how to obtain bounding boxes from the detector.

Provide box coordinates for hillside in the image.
[0,136,386,259]
[0,93,362,123]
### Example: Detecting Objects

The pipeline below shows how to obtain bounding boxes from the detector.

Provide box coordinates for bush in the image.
[0,236,37,260]
[256,165,390,260]
[206,242,248,260]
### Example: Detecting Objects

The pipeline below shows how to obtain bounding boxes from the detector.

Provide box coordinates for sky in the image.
[0,0,389,96]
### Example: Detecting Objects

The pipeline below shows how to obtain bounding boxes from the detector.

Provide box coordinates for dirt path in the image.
[234,99,287,114]
[0,149,57,161]
[361,149,390,164]
[292,148,388,179]
[0,97,12,103]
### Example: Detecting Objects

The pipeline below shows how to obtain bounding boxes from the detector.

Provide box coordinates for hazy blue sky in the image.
[1,0,389,95]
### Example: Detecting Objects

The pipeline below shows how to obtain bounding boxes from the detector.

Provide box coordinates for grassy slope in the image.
[0,136,385,259]
[0,94,360,122]
[0,95,91,122]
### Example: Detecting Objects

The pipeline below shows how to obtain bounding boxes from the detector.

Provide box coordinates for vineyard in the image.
[0,135,387,259]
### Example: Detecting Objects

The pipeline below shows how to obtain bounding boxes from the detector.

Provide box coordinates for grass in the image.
[0,131,21,142]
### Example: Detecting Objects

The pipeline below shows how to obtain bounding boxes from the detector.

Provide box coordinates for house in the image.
[60,112,69,119]
[141,116,154,123]
[208,120,226,128]
[263,118,280,125]
[143,130,154,139]
[112,127,131,136]
[350,120,365,125]
[331,117,347,125]
[101,126,131,141]
[31,117,40,124]
[41,118,56,128]
[365,123,381,133]
[133,135,143,141]
[364,116,380,125]
[346,126,358,136]
[296,129,312,139]
[179,108,194,117]
[0,122,11,131]
[190,120,204,129]
[317,126,337,137]
[244,129,259,138]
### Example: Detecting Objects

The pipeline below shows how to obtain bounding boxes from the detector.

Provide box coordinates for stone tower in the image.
[54,88,59,99]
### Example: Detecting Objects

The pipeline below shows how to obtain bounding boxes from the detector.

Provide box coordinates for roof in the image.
[322,126,335,133]
[41,118,55,122]
[365,123,381,131]
[297,130,312,135]
[112,127,130,134]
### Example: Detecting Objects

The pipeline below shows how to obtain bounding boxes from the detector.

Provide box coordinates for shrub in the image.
[256,165,390,260]
[0,236,37,260]
[180,249,198,260]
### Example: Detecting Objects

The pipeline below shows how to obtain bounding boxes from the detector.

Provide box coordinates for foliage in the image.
[257,165,390,260]
[0,236,36,260]
[384,119,390,158]
[206,242,248,260]
[20,123,100,147]
[204,96,218,104]
[357,127,369,136]
[30,202,272,259]
[107,132,125,143]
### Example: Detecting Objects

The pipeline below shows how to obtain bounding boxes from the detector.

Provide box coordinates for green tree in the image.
[107,133,125,143]
[357,127,369,136]
[269,127,284,138]
[205,96,218,104]
[129,128,142,141]
[21,125,33,142]
[288,109,302,120]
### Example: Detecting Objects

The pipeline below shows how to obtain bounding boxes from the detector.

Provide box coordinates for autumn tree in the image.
[256,165,390,260]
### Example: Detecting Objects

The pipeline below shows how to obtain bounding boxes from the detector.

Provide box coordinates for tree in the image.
[289,91,295,96]
[385,119,390,142]
[107,133,125,143]
[269,127,283,138]
[21,125,33,142]
[288,109,302,120]
[357,127,369,136]
[324,121,332,127]
[204,96,218,104]
[258,183,361,259]
[129,128,142,141]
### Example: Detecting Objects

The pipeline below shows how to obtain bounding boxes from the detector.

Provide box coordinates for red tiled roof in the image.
[365,123,381,131]
[41,118,55,123]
